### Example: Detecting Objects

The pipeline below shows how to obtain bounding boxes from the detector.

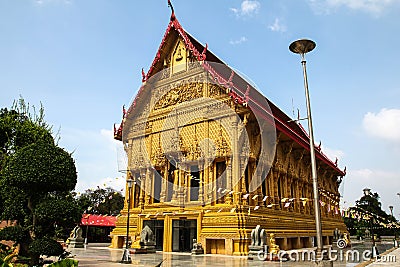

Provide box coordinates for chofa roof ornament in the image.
[168,0,175,20]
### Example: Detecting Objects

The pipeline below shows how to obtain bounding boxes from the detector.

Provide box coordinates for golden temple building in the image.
[110,8,347,255]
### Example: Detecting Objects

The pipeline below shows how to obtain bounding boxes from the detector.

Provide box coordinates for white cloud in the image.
[229,36,248,45]
[307,0,399,16]
[268,18,287,33]
[230,0,260,17]
[350,168,374,179]
[346,168,399,190]
[363,108,400,142]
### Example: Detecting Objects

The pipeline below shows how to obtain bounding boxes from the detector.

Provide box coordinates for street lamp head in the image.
[363,188,371,196]
[289,39,316,55]
[127,178,134,189]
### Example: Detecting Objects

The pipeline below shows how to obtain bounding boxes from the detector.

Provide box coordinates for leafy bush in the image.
[0,258,13,267]
[0,226,28,243]
[34,195,81,239]
[28,238,63,257]
[47,259,78,267]
[35,197,81,225]
[0,244,17,267]
[0,244,10,259]
[3,142,77,193]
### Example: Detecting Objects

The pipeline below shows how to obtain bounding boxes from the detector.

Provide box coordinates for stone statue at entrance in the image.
[140,225,155,244]
[250,225,266,246]
[248,225,267,260]
[140,225,156,253]
[191,239,204,255]
[72,225,83,239]
[333,228,340,240]
[67,225,84,248]
[364,228,371,239]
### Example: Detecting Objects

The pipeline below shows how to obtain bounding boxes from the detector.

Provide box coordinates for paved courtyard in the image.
[68,243,400,267]
[366,246,400,267]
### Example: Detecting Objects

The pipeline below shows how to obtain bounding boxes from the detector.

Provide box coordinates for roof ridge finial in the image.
[141,68,146,82]
[168,0,175,20]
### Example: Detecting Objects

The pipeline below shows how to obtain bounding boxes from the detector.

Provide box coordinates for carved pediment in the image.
[153,81,204,110]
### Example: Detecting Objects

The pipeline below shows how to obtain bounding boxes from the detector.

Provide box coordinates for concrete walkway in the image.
[364,247,400,266]
[68,243,399,267]
[70,245,287,267]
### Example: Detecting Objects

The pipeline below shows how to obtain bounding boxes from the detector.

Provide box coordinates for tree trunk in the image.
[27,196,36,239]
[26,196,40,266]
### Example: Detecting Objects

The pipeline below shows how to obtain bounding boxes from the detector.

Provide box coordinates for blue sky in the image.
[1,0,400,215]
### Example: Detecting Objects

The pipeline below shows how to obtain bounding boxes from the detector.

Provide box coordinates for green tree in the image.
[0,99,53,159]
[77,187,124,215]
[0,99,80,266]
[344,190,394,238]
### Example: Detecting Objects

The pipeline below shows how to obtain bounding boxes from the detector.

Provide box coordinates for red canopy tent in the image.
[80,214,117,227]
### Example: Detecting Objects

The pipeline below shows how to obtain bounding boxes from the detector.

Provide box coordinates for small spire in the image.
[317,141,321,150]
[228,69,234,83]
[200,43,208,60]
[141,68,146,82]
[245,85,250,98]
[168,0,175,20]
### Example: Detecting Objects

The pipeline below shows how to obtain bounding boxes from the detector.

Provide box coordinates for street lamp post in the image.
[363,188,379,258]
[121,178,134,264]
[389,205,398,247]
[289,39,326,262]
[84,213,90,245]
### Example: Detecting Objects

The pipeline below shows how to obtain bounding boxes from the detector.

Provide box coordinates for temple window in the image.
[133,172,140,208]
[166,164,176,202]
[261,170,267,201]
[244,165,249,192]
[189,166,200,201]
[216,161,226,204]
[291,182,295,211]
[277,177,282,208]
[153,169,162,203]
